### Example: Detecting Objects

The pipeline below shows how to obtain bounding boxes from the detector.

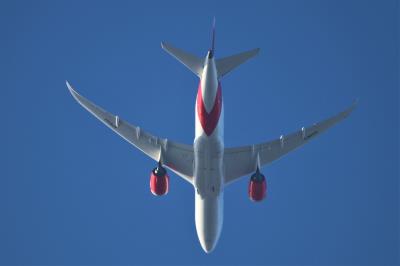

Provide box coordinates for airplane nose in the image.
[201,239,216,253]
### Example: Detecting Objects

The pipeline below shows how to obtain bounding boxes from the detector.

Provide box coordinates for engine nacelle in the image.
[150,163,169,196]
[248,169,266,202]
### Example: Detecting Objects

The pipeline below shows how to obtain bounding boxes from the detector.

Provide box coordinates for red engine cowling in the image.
[150,163,169,196]
[248,169,267,202]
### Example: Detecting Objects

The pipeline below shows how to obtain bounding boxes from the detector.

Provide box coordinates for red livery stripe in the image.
[196,82,222,136]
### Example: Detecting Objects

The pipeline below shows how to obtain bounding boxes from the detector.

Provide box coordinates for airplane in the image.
[66,19,356,253]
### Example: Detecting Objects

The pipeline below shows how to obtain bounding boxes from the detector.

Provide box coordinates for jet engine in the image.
[248,168,266,202]
[150,162,169,196]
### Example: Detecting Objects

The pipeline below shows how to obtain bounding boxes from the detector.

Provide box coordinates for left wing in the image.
[66,81,194,184]
[223,102,357,185]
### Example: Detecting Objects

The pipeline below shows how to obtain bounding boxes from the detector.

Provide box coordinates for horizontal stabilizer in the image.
[161,42,204,77]
[216,48,260,78]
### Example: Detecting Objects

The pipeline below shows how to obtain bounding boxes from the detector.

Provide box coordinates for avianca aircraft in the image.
[67,21,356,253]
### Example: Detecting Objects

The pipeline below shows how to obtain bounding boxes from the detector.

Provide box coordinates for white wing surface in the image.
[223,102,357,185]
[161,42,204,77]
[67,81,194,184]
[216,48,260,78]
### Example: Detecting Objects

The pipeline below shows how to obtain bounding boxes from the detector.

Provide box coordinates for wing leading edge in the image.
[223,102,357,185]
[66,81,194,184]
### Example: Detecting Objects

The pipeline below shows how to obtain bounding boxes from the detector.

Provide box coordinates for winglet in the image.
[347,98,359,116]
[66,80,76,95]
[66,80,73,92]
[66,80,80,101]
[347,98,359,114]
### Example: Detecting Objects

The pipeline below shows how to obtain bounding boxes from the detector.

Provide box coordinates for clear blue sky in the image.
[0,0,398,265]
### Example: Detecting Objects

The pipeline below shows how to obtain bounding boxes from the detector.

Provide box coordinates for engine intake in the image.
[248,168,266,202]
[150,163,169,196]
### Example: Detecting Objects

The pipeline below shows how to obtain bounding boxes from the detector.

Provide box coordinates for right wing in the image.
[223,102,357,185]
[67,81,194,184]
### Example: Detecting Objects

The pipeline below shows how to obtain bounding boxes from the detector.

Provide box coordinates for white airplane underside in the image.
[67,20,356,253]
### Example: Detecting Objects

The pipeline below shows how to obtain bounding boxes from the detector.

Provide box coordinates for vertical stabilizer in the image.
[209,17,216,58]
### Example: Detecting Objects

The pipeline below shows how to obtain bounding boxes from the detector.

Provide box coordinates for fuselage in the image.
[194,51,224,253]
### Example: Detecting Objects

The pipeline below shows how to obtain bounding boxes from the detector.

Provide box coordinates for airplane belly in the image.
[195,192,224,253]
[193,136,224,253]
